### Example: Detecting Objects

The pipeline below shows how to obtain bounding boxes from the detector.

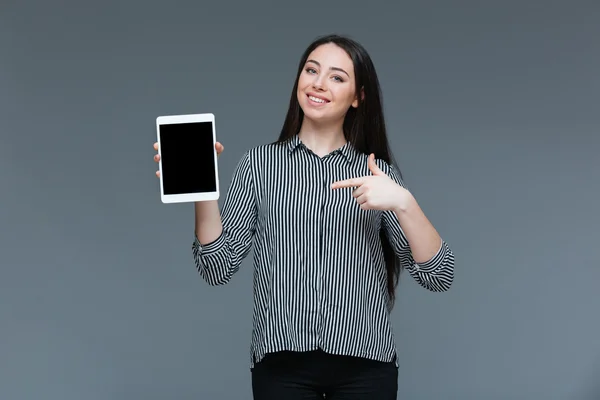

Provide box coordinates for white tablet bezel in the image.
[156,113,220,204]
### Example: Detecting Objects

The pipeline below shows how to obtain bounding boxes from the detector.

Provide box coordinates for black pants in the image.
[251,349,398,399]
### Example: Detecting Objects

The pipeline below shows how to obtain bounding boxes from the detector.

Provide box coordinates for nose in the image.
[312,75,326,90]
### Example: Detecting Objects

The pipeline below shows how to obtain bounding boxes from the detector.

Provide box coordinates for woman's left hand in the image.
[331,153,412,212]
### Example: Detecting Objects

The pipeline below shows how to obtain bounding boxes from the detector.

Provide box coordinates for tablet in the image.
[156,113,220,203]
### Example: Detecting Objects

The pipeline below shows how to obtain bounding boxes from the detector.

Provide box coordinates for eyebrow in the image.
[306,59,350,78]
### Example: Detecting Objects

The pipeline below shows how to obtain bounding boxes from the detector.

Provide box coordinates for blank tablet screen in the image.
[158,121,216,195]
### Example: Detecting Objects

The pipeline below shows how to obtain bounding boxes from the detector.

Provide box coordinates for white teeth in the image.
[309,95,326,103]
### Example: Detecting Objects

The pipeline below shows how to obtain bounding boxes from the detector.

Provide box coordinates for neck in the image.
[297,118,346,157]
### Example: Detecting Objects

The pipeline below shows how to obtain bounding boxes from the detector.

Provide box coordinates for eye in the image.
[305,67,317,74]
[332,75,344,82]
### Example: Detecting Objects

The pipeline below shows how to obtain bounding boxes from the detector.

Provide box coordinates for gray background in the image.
[1,1,599,399]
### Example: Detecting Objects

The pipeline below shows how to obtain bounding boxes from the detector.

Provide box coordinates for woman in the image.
[153,34,454,399]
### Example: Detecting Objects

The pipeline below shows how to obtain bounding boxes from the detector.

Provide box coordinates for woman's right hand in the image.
[153,141,224,178]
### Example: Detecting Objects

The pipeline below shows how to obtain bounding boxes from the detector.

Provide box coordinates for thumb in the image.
[368,153,384,176]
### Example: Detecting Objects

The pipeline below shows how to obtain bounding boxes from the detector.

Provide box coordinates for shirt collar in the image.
[286,134,357,163]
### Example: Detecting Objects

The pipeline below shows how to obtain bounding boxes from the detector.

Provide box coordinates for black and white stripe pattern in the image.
[192,135,454,367]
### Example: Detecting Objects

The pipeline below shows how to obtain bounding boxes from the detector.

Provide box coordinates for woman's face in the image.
[296,43,359,125]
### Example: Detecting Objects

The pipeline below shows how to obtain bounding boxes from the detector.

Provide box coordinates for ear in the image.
[352,87,365,108]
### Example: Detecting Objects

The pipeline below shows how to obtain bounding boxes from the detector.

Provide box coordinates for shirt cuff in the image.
[193,230,226,256]
[413,239,448,273]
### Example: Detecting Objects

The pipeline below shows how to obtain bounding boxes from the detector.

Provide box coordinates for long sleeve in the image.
[380,163,455,292]
[192,151,257,286]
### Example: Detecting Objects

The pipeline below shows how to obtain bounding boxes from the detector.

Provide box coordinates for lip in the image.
[306,92,330,104]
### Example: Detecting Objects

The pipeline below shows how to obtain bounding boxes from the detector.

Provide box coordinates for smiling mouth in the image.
[307,95,329,104]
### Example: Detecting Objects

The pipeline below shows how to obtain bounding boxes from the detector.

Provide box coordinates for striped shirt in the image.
[192,134,454,368]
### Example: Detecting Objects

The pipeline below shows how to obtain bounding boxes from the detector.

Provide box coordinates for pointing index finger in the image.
[331,177,364,189]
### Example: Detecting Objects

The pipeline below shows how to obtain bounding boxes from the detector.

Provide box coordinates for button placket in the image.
[317,157,332,339]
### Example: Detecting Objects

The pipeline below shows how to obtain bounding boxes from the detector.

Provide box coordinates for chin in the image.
[300,106,328,121]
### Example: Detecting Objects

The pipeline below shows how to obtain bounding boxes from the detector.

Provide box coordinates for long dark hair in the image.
[276,33,404,305]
